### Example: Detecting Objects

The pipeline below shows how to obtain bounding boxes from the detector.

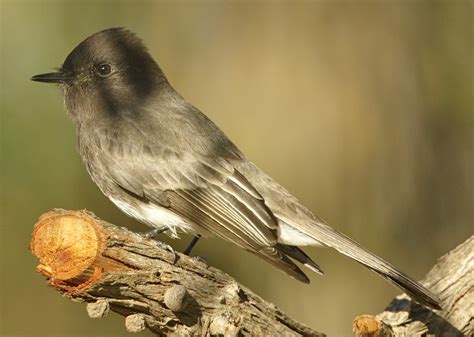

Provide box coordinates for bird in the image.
[31,27,441,310]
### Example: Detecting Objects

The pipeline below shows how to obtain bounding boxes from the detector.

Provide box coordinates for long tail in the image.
[303,221,442,310]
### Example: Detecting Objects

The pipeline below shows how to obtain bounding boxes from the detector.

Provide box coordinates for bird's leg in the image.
[183,235,201,255]
[184,235,208,266]
[142,225,168,239]
[142,229,202,264]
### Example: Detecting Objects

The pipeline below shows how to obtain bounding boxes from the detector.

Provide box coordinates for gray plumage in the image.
[31,27,441,310]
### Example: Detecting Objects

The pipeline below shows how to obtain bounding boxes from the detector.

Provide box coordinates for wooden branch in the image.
[30,209,472,336]
[353,236,473,337]
[30,209,323,337]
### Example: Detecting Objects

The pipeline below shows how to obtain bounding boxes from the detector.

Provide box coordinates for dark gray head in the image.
[32,28,169,122]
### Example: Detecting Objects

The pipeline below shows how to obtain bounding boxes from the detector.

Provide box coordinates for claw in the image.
[155,241,178,264]
[192,255,208,268]
[139,226,178,263]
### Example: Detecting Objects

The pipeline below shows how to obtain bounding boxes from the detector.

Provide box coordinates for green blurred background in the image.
[1,1,472,336]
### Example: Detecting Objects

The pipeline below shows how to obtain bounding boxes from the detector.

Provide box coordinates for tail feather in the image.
[251,246,311,284]
[303,222,442,310]
[278,244,324,275]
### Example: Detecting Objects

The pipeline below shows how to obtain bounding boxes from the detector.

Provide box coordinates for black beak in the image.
[31,71,72,83]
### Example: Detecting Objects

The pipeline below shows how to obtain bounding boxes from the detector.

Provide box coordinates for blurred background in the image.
[1,1,472,336]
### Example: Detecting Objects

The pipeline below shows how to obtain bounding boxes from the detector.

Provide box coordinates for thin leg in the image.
[183,235,201,256]
[142,226,168,239]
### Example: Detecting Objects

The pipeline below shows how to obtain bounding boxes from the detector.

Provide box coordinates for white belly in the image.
[110,197,202,238]
[111,197,323,246]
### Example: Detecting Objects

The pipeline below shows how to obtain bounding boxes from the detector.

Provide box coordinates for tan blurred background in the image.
[1,1,472,336]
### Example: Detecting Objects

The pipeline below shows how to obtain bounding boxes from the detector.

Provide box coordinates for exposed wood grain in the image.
[30,209,323,336]
[30,209,471,336]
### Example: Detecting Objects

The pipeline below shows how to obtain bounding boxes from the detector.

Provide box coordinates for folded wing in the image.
[96,136,314,282]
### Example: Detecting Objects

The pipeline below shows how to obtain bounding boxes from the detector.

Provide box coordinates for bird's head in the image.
[31,28,167,122]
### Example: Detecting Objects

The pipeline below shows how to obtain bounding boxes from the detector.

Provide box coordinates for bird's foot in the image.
[154,241,178,264]
[140,227,177,263]
[141,229,203,265]
[191,255,208,268]
[141,226,168,239]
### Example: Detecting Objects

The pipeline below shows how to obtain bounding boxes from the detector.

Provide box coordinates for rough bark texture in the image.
[353,236,473,337]
[30,209,472,336]
[30,209,323,336]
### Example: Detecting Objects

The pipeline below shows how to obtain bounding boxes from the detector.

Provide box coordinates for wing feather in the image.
[90,133,314,282]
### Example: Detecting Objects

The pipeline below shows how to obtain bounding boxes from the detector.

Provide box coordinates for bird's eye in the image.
[96,63,112,76]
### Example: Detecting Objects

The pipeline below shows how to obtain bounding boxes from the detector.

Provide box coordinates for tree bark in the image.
[30,209,472,336]
[353,236,473,337]
[30,209,323,336]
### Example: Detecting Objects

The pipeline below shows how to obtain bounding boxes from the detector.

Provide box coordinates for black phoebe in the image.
[32,28,441,310]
